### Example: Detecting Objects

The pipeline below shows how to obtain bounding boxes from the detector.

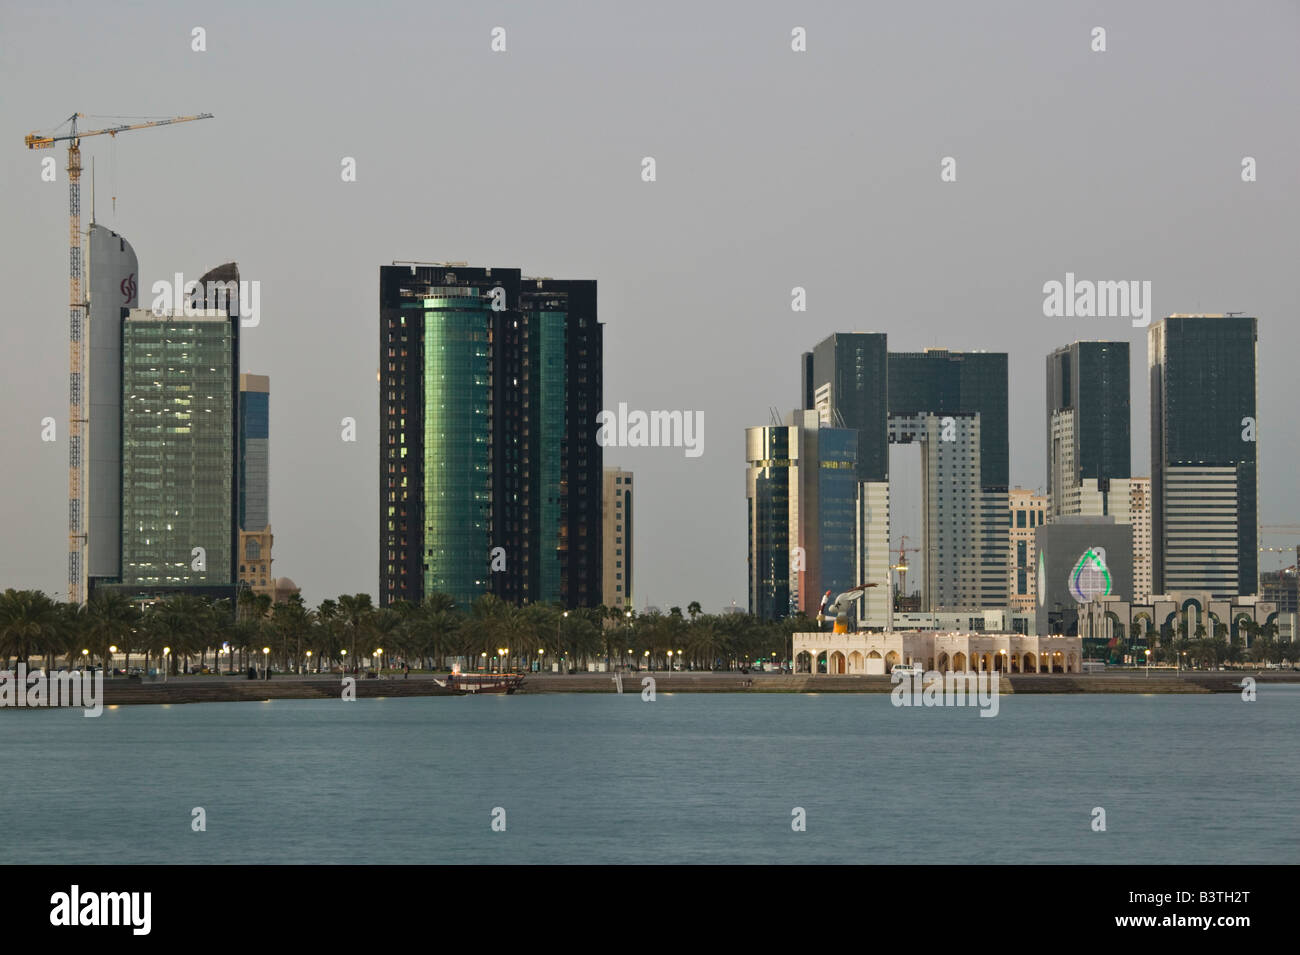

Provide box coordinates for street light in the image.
[498,648,508,674]
[162,646,171,683]
[340,648,347,674]
[480,651,488,672]
[1145,647,1151,677]
[262,646,270,680]
[108,645,118,676]
[305,649,312,674]
[666,649,673,672]
[538,647,545,673]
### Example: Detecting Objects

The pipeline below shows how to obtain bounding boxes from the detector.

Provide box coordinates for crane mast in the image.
[25,111,213,603]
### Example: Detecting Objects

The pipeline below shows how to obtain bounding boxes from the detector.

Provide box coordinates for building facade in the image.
[1149,315,1258,596]
[1033,516,1134,636]
[801,337,1010,616]
[602,468,633,609]
[1008,488,1048,613]
[746,411,862,620]
[86,224,140,591]
[379,263,602,610]
[1046,341,1131,519]
[117,304,239,598]
[792,630,1083,675]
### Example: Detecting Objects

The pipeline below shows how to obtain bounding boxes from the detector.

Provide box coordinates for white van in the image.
[891,663,920,675]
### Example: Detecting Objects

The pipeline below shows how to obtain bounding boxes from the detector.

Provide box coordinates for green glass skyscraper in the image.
[380,264,602,610]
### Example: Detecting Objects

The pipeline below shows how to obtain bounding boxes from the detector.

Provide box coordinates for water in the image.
[3,688,1298,864]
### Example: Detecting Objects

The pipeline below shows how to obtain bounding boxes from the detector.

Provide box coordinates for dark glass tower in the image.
[1046,341,1130,515]
[1149,315,1257,596]
[802,333,889,482]
[379,264,602,610]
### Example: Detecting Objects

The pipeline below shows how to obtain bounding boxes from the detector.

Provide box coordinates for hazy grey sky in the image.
[2,0,1297,609]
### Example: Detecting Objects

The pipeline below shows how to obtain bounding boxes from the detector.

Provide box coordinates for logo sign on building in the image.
[1069,547,1113,604]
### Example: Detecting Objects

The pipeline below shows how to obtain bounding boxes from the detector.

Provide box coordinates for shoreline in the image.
[5,669,1294,707]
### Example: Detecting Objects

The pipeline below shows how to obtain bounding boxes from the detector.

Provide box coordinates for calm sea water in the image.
[3,688,1298,864]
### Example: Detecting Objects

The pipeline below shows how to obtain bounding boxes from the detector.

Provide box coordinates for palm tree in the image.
[83,591,141,674]
[0,589,63,669]
[687,601,702,620]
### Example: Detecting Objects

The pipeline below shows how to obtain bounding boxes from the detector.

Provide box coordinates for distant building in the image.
[792,630,1083,675]
[1046,341,1131,519]
[239,374,270,532]
[602,468,633,609]
[1149,315,1258,596]
[1079,593,1287,644]
[1033,516,1134,636]
[1008,488,1048,613]
[116,295,239,600]
[745,410,866,621]
[238,527,273,595]
[1261,565,1298,615]
[379,264,602,609]
[1128,477,1153,602]
[801,336,1007,615]
[86,223,139,592]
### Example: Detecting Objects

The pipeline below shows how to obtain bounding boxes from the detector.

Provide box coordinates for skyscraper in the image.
[117,300,239,597]
[238,374,273,599]
[1149,314,1258,597]
[802,337,1009,614]
[602,468,633,610]
[86,223,139,591]
[239,374,270,533]
[746,411,859,621]
[1046,341,1131,518]
[379,263,602,610]
[887,348,1010,610]
[1008,488,1048,613]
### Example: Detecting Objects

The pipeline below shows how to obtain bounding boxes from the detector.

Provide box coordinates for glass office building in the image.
[119,308,237,593]
[1046,341,1131,517]
[380,265,602,609]
[1149,315,1258,596]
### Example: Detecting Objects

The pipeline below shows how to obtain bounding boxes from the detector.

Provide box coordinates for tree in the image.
[0,589,64,669]
[83,591,140,673]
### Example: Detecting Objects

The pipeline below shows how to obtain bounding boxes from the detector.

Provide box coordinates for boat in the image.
[434,672,526,694]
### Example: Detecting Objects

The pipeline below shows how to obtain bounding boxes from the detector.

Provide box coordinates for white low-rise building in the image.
[792,630,1083,675]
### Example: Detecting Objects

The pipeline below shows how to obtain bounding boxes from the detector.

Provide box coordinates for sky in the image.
[1,0,1297,610]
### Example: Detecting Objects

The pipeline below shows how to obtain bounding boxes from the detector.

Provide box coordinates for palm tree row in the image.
[1,588,820,675]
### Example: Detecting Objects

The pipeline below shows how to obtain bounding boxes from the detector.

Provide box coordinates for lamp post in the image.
[108,645,117,677]
[498,648,508,675]
[1145,647,1151,677]
[480,651,487,672]
[262,646,270,680]
[162,646,170,683]
[644,649,650,672]
[538,647,545,673]
[340,648,347,675]
[373,648,382,676]
[305,649,312,675]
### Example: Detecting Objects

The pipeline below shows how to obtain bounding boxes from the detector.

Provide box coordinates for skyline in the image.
[3,0,1298,610]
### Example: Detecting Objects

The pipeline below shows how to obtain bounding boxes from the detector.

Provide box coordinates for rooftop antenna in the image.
[90,157,95,225]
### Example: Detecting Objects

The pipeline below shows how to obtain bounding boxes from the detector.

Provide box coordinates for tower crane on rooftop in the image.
[23,111,213,604]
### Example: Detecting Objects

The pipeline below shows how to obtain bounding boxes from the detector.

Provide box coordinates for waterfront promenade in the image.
[13,668,1292,706]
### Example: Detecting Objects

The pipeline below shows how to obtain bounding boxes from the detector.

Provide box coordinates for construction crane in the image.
[891,536,921,599]
[24,111,213,604]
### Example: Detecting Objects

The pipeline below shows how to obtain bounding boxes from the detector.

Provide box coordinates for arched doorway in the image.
[1023,651,1037,673]
[936,651,950,672]
[865,650,884,675]
[885,651,901,671]
[795,651,814,674]
[829,651,846,675]
[952,651,967,671]
[848,651,865,673]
